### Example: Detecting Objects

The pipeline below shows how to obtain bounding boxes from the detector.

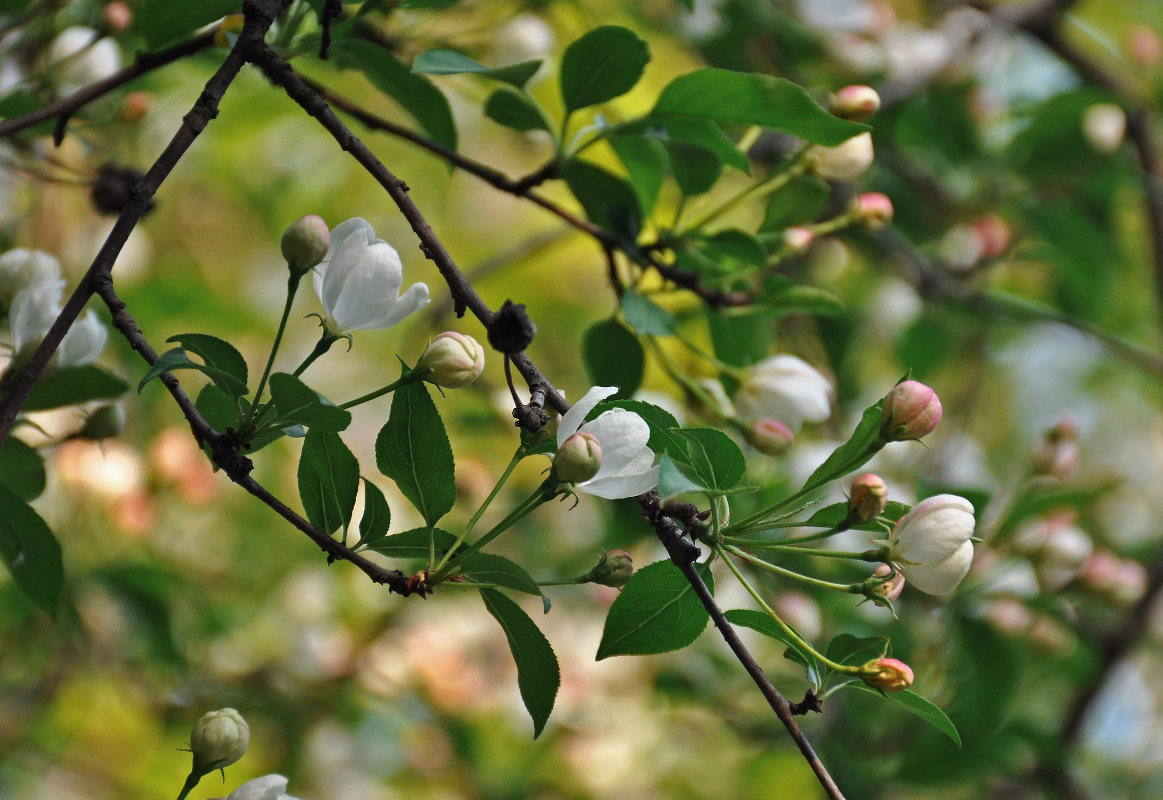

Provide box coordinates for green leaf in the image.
[561,159,641,240]
[481,588,560,738]
[725,608,822,690]
[194,384,239,434]
[137,0,240,49]
[802,401,886,494]
[846,683,962,747]
[413,49,542,88]
[560,26,651,113]
[459,553,542,597]
[166,333,248,397]
[700,229,767,270]
[596,560,713,659]
[657,453,701,499]
[760,281,844,316]
[138,346,246,399]
[802,500,910,531]
[620,290,678,336]
[375,378,456,528]
[484,87,554,133]
[355,479,392,550]
[331,39,458,152]
[825,633,888,671]
[666,140,722,196]
[20,365,128,411]
[707,307,774,368]
[0,437,45,501]
[652,68,867,146]
[367,527,457,560]
[588,399,685,462]
[610,135,667,215]
[761,174,830,230]
[297,431,360,537]
[0,484,63,618]
[582,318,644,399]
[658,117,749,173]
[675,427,746,491]
[268,373,352,432]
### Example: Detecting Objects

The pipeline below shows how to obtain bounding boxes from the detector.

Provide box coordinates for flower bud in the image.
[1032,416,1080,481]
[855,192,894,229]
[861,657,913,692]
[1111,559,1149,606]
[102,2,134,32]
[848,473,887,523]
[746,418,795,455]
[871,563,905,601]
[880,380,942,441]
[79,404,125,440]
[281,215,330,277]
[587,549,634,587]
[783,226,814,254]
[190,708,249,775]
[1082,103,1126,155]
[120,90,153,123]
[554,431,602,484]
[805,132,874,181]
[416,331,486,388]
[830,85,881,120]
[971,214,1011,260]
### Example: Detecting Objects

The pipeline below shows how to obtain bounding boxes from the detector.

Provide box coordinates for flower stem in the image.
[293,332,339,377]
[678,149,808,234]
[175,771,201,800]
[723,543,862,593]
[245,273,300,427]
[722,538,880,561]
[713,543,856,674]
[339,369,421,409]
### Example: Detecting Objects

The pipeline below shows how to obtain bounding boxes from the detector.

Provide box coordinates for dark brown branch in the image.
[0,29,217,140]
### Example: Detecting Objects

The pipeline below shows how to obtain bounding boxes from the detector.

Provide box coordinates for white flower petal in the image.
[580,463,660,499]
[10,278,64,354]
[225,774,294,800]
[579,409,651,481]
[735,354,833,430]
[373,281,430,330]
[890,494,975,565]
[327,242,404,332]
[902,540,974,595]
[58,310,108,366]
[557,386,617,447]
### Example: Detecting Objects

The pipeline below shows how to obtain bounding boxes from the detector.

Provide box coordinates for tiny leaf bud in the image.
[281,215,331,277]
[487,299,537,354]
[79,404,126,440]
[189,708,249,775]
[861,657,914,692]
[746,418,795,456]
[587,549,634,587]
[554,431,602,484]
[830,85,881,120]
[848,473,888,523]
[855,192,894,229]
[415,331,486,388]
[880,380,942,441]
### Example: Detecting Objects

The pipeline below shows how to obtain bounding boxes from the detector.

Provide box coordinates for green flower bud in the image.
[554,431,602,484]
[78,404,126,440]
[190,708,249,775]
[587,549,634,587]
[281,215,330,277]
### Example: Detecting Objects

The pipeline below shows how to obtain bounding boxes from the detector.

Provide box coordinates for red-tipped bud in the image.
[281,215,330,277]
[746,418,795,456]
[861,657,914,692]
[856,192,894,229]
[416,331,486,388]
[872,563,905,601]
[120,91,153,123]
[554,431,602,484]
[830,85,881,121]
[102,1,133,32]
[588,549,634,587]
[848,473,888,523]
[880,380,942,441]
[784,226,815,253]
[970,214,1011,259]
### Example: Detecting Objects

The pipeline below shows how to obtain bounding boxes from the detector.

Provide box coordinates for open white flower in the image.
[311,217,429,336]
[887,494,975,595]
[734,354,833,431]
[9,278,107,367]
[0,248,62,313]
[47,26,121,96]
[225,774,300,800]
[556,386,659,499]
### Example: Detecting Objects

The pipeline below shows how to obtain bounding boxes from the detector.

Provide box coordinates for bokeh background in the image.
[3,0,1163,798]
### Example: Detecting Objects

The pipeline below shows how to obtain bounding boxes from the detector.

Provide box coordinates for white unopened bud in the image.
[190,708,249,775]
[783,226,814,253]
[806,132,874,181]
[281,215,330,277]
[554,431,602,484]
[1082,103,1126,155]
[415,331,486,388]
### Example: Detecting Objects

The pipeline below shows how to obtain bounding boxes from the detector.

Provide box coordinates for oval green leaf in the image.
[375,379,456,528]
[582,318,644,399]
[596,560,713,659]
[481,588,560,738]
[560,26,651,114]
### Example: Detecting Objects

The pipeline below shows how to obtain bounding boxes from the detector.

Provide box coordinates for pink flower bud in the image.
[281,215,330,277]
[554,431,603,484]
[830,85,881,120]
[872,563,905,601]
[1111,559,1148,606]
[1128,24,1163,68]
[970,214,1011,260]
[746,418,795,456]
[806,132,874,181]
[856,192,894,229]
[102,1,134,32]
[120,90,153,123]
[588,549,634,587]
[848,473,887,522]
[416,331,486,388]
[880,380,942,441]
[861,657,914,692]
[783,226,815,253]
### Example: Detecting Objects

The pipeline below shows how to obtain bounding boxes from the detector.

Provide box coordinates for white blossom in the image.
[0,248,62,313]
[312,217,429,336]
[734,354,833,431]
[8,267,107,367]
[556,386,659,499]
[888,494,976,595]
[225,774,300,800]
[47,26,120,96]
